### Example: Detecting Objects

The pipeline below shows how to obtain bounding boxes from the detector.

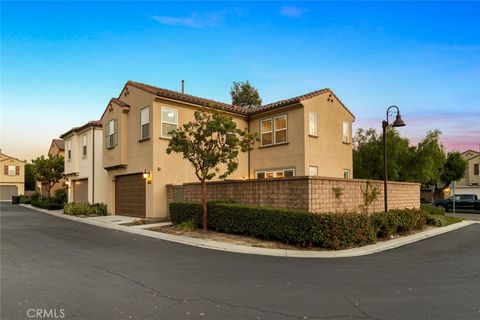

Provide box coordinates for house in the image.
[0,151,25,201]
[453,150,480,197]
[100,80,355,219]
[60,121,108,204]
[36,139,66,197]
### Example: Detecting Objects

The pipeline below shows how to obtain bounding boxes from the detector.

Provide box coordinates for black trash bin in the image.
[11,196,20,205]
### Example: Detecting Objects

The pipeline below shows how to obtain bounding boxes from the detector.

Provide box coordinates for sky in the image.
[1,1,479,161]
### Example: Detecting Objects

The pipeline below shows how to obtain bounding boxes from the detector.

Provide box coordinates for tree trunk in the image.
[201,180,208,231]
[47,184,52,204]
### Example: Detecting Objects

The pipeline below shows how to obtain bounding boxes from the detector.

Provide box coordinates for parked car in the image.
[433,194,480,212]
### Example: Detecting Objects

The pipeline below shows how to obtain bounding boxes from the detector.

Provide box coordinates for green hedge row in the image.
[63,202,108,216]
[169,202,451,249]
[420,204,445,216]
[31,200,64,210]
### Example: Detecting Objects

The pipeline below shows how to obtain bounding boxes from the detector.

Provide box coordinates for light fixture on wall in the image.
[143,169,152,184]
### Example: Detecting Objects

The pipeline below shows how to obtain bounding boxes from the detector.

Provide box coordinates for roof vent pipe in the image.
[181,80,185,94]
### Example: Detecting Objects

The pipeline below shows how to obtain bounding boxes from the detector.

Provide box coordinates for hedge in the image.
[420,204,445,216]
[63,202,108,216]
[170,202,376,249]
[31,200,64,210]
[169,202,447,249]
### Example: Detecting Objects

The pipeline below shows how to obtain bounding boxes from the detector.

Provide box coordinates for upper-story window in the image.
[140,107,150,139]
[256,168,295,179]
[309,166,318,176]
[106,119,118,148]
[67,140,72,161]
[343,169,350,179]
[474,163,479,176]
[260,115,287,146]
[82,134,87,157]
[161,107,178,138]
[342,121,350,143]
[5,165,18,176]
[309,112,317,136]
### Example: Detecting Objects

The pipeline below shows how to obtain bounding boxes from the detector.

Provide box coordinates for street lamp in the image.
[382,106,406,212]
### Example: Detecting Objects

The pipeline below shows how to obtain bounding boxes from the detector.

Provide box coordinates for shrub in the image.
[31,200,63,210]
[426,214,462,227]
[176,220,197,231]
[53,188,67,205]
[170,202,376,249]
[30,192,41,201]
[420,204,445,216]
[63,202,108,216]
[19,195,31,204]
[372,209,427,238]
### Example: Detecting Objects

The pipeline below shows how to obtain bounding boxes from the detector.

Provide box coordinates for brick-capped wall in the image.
[166,177,420,214]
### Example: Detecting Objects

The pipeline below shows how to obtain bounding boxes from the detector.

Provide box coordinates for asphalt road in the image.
[1,203,480,320]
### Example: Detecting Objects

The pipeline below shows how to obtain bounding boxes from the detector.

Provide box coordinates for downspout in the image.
[247,119,251,179]
[92,127,95,204]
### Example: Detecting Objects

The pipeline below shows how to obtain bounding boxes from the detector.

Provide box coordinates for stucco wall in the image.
[167,177,420,214]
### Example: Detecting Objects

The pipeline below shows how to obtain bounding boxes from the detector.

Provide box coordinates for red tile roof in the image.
[60,120,103,139]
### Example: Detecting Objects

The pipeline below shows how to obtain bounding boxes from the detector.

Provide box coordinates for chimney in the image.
[181,80,185,94]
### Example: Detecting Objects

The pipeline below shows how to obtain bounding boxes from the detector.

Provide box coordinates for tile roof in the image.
[124,80,355,119]
[60,120,103,139]
[52,139,65,150]
[110,97,130,109]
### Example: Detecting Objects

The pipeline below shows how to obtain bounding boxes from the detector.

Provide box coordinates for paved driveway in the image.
[1,203,480,320]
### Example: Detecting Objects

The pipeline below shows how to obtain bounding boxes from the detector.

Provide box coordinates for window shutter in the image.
[104,125,109,148]
[113,119,118,146]
[4,166,7,175]
[16,166,20,175]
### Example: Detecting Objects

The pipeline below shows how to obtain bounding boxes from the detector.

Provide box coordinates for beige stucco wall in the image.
[302,94,354,178]
[0,154,25,196]
[249,105,306,176]
[457,152,480,186]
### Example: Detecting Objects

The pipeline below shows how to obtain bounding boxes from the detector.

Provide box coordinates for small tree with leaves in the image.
[441,151,468,187]
[166,108,258,231]
[32,154,64,203]
[230,80,262,109]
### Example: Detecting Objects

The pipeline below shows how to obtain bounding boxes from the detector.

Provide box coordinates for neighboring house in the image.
[453,150,480,197]
[60,121,108,204]
[100,80,354,219]
[36,139,66,197]
[0,151,25,201]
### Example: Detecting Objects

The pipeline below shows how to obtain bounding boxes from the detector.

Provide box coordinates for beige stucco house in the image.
[100,80,354,219]
[37,139,66,197]
[0,152,25,201]
[60,121,109,204]
[454,150,480,197]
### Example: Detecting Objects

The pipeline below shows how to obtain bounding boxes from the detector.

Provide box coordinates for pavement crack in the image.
[345,298,381,320]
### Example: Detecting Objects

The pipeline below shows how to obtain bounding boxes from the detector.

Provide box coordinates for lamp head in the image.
[392,113,406,127]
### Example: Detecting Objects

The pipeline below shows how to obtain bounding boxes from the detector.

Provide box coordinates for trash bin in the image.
[11,196,20,205]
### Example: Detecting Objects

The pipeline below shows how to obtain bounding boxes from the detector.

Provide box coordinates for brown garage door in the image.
[115,174,145,217]
[73,179,88,203]
[0,185,18,201]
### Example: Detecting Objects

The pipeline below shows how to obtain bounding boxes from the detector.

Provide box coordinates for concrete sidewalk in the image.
[20,204,476,258]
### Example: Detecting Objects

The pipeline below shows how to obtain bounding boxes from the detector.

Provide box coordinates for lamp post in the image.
[382,106,406,212]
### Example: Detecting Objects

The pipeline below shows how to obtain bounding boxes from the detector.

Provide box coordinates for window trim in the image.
[7,165,16,176]
[343,169,351,179]
[161,107,179,139]
[67,140,72,161]
[260,114,288,147]
[82,134,88,158]
[309,112,318,137]
[106,119,118,149]
[308,165,318,176]
[140,106,150,140]
[342,121,350,143]
[255,168,295,179]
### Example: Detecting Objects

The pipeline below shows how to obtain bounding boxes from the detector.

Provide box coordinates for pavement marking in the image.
[19,204,475,258]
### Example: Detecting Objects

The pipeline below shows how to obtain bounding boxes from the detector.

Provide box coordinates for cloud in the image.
[280,6,306,18]
[152,10,227,28]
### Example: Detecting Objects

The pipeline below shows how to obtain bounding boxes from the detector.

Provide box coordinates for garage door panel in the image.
[0,185,18,201]
[115,174,145,218]
[73,179,88,203]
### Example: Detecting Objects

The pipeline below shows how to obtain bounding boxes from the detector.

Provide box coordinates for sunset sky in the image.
[1,1,479,161]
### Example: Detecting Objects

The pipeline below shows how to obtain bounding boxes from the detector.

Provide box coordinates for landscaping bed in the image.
[167,201,462,250]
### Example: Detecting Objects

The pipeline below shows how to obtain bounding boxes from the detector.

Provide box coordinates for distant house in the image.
[100,80,355,219]
[60,121,108,204]
[36,139,66,197]
[0,151,25,201]
[454,150,480,197]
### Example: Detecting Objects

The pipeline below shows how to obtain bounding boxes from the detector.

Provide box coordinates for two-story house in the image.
[454,150,480,197]
[60,121,109,204]
[100,81,355,219]
[0,151,25,201]
[37,139,66,197]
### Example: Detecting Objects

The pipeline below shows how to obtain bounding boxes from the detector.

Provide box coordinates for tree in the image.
[32,155,64,203]
[230,80,262,109]
[166,108,258,231]
[24,163,36,191]
[441,152,468,187]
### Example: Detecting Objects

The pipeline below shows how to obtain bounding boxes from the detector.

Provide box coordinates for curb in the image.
[20,204,475,258]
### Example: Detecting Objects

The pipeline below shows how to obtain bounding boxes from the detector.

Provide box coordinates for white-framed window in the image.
[260,115,287,146]
[7,165,17,176]
[67,140,72,161]
[106,119,118,148]
[343,121,350,143]
[309,112,317,136]
[343,169,350,179]
[256,168,295,179]
[309,166,318,176]
[140,107,150,139]
[161,107,178,138]
[82,134,87,157]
